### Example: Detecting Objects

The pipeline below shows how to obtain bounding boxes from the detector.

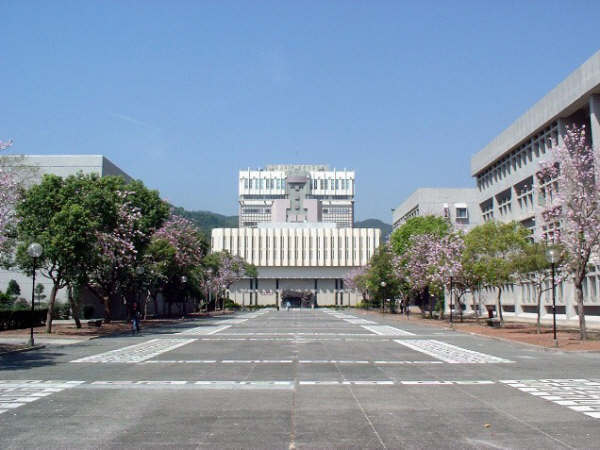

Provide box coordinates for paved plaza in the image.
[1,309,600,449]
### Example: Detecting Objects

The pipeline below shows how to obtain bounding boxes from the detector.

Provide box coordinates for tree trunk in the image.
[536,285,543,334]
[45,284,58,334]
[103,295,112,323]
[574,280,587,340]
[496,286,504,325]
[68,285,82,329]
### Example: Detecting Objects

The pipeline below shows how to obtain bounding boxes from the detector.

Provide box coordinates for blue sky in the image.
[3,1,600,222]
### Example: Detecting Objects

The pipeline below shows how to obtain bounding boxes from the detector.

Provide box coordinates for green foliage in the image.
[6,279,20,298]
[462,221,530,288]
[390,216,451,256]
[0,308,48,331]
[0,291,14,307]
[364,245,401,304]
[223,299,241,310]
[34,283,46,301]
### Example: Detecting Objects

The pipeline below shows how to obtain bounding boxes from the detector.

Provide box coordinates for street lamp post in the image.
[135,266,144,317]
[545,247,559,347]
[380,281,386,314]
[27,242,43,347]
[449,275,454,329]
[181,275,187,318]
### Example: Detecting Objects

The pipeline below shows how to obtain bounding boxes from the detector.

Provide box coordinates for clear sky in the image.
[2,1,600,222]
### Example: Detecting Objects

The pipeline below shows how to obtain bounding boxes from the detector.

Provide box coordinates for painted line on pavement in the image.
[175,325,231,335]
[502,379,600,420]
[362,325,415,336]
[0,380,84,415]
[70,339,197,363]
[395,339,513,364]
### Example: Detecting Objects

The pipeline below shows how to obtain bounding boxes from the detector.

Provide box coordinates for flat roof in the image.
[471,50,600,176]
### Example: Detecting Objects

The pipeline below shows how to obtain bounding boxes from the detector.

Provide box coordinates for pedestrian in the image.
[131,302,141,334]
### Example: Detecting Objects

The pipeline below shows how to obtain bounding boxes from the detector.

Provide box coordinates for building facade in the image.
[392,188,481,232]
[214,164,378,307]
[469,50,600,324]
[238,165,354,228]
[0,155,133,316]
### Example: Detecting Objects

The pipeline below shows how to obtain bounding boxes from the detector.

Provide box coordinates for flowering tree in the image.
[89,195,144,321]
[536,124,600,339]
[0,139,18,255]
[150,215,206,313]
[203,251,248,309]
[402,232,466,318]
[344,265,370,304]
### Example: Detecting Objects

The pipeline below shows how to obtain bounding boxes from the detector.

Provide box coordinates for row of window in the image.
[476,123,559,191]
[312,178,352,191]
[242,178,286,190]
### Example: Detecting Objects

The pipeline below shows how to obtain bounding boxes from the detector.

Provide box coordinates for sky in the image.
[2,1,600,223]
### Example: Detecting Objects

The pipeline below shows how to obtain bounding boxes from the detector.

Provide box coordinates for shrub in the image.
[0,308,48,331]
[6,280,21,298]
[223,299,241,310]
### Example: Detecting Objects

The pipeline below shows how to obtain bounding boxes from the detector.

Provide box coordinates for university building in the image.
[392,188,481,232]
[212,165,379,307]
[470,50,600,323]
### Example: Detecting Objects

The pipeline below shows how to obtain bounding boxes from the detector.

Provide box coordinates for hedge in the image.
[0,308,48,331]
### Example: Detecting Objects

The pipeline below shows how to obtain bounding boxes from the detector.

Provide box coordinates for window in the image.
[456,208,468,219]
[243,178,248,189]
[335,179,339,190]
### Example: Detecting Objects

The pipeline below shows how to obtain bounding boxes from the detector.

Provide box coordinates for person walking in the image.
[131,302,141,334]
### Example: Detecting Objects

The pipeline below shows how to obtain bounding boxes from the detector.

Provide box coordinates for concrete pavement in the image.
[1,308,599,449]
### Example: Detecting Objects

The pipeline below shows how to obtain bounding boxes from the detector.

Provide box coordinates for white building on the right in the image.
[471,49,600,323]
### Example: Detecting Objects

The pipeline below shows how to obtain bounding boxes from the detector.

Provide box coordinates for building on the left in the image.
[0,155,132,315]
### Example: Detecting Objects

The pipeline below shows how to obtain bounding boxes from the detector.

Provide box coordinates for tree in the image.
[34,283,46,302]
[203,251,248,310]
[0,139,19,257]
[513,242,566,334]
[344,266,370,305]
[402,232,465,319]
[536,124,600,340]
[364,245,401,312]
[463,221,529,326]
[390,216,451,257]
[6,279,21,299]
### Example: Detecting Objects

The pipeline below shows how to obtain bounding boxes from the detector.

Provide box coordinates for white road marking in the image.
[209,319,248,325]
[344,318,377,325]
[175,325,231,335]
[362,325,415,336]
[502,379,600,419]
[70,339,197,363]
[0,380,84,415]
[394,339,513,364]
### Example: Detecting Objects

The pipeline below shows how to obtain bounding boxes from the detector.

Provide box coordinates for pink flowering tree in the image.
[344,265,370,304]
[402,232,466,319]
[88,194,145,321]
[150,215,207,314]
[536,124,600,339]
[203,251,249,310]
[0,139,18,256]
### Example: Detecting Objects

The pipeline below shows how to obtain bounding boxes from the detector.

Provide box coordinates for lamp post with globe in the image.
[380,281,386,314]
[545,247,559,347]
[27,242,43,346]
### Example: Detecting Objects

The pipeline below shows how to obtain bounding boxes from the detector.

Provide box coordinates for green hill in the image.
[354,218,393,241]
[171,207,237,235]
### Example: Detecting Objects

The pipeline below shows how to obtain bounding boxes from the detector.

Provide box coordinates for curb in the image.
[0,344,46,356]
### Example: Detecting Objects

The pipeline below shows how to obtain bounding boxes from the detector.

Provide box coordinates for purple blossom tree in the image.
[536,124,600,339]
[344,265,370,303]
[0,139,18,253]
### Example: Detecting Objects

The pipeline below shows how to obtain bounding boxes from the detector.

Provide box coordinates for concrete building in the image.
[392,188,481,232]
[238,165,354,228]
[470,50,600,324]
[214,164,379,307]
[0,155,132,314]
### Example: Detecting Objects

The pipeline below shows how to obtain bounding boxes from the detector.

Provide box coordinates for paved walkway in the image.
[1,308,599,449]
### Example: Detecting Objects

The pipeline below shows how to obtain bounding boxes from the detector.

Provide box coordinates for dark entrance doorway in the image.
[281,289,314,308]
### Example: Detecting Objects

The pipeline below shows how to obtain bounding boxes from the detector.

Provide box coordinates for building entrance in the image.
[281,290,315,308]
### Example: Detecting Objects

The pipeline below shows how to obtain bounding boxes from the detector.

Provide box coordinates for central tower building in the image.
[212,164,379,307]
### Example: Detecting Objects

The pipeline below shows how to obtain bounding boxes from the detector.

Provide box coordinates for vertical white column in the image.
[590,95,600,151]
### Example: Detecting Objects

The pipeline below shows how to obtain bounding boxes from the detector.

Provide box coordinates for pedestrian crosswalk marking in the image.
[70,339,196,363]
[0,380,84,415]
[395,339,513,364]
[362,325,415,336]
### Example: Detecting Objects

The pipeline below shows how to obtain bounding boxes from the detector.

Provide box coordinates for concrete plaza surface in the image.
[1,309,599,449]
